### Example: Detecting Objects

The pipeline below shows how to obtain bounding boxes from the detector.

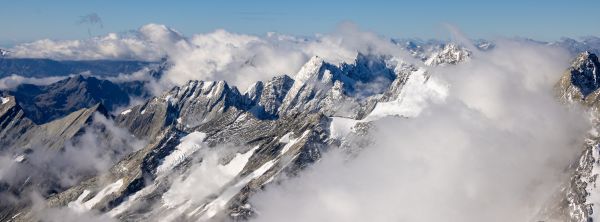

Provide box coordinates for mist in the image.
[0,114,145,202]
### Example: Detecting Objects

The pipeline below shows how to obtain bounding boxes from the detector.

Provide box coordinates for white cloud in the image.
[157,29,306,91]
[8,23,416,91]
[0,74,71,90]
[249,39,589,222]
[159,22,418,91]
[8,24,181,61]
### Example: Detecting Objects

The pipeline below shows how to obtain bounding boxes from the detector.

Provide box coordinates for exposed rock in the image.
[556,52,600,108]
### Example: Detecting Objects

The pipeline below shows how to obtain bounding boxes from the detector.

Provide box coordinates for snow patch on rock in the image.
[120,109,132,115]
[365,68,447,121]
[1,97,9,105]
[161,146,259,216]
[156,132,207,175]
[68,179,124,212]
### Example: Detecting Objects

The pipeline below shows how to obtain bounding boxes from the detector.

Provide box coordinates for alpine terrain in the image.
[1,24,600,222]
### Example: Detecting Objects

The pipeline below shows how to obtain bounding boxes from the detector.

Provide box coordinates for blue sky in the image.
[1,0,599,46]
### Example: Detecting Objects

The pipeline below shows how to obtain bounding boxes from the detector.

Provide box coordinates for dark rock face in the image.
[0,96,34,151]
[248,75,294,119]
[570,52,600,97]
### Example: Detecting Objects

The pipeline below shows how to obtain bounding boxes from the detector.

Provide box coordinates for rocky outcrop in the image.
[0,96,35,151]
[557,52,600,102]
[278,54,398,119]
[551,52,600,222]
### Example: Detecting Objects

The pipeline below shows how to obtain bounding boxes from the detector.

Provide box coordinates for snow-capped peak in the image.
[294,56,324,82]
[424,43,471,66]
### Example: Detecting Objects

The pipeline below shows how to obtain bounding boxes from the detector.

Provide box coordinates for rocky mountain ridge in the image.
[2,52,431,221]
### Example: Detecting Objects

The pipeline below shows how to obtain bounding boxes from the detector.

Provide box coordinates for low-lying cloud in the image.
[0,74,71,90]
[8,24,178,61]
[250,39,589,222]
[0,113,145,196]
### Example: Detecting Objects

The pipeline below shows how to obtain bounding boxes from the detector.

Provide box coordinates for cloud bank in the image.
[0,74,70,90]
[249,39,589,222]
[8,23,414,91]
[8,24,180,61]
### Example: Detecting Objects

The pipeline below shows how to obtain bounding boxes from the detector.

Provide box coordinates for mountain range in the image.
[1,39,600,222]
